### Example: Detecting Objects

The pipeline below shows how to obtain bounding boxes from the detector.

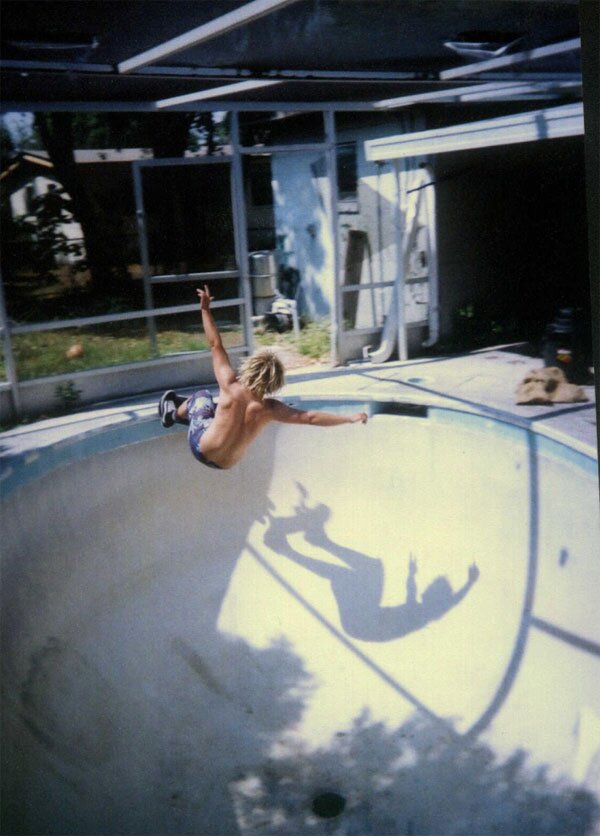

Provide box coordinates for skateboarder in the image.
[159,286,367,469]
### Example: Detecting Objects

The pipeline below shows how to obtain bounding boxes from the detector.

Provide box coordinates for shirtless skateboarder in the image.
[158,286,367,469]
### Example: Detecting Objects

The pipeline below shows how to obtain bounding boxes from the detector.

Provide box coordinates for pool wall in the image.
[1,398,599,835]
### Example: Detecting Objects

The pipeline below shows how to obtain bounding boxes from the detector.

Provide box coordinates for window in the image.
[336,142,358,201]
[247,156,274,207]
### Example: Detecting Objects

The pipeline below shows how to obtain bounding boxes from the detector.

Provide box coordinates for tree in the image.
[15,186,86,281]
[35,113,121,295]
[0,121,16,170]
[34,112,196,296]
[189,112,228,155]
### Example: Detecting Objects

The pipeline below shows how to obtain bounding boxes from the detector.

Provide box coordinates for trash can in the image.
[543,307,587,383]
[249,251,278,315]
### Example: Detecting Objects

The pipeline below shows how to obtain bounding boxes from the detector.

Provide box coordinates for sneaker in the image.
[159,390,177,428]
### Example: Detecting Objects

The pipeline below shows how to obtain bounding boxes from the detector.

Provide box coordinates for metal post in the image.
[0,266,22,419]
[229,112,255,356]
[421,164,440,348]
[394,160,408,361]
[132,162,159,354]
[324,110,341,365]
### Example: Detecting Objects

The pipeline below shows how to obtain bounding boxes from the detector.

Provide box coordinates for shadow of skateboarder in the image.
[264,484,479,642]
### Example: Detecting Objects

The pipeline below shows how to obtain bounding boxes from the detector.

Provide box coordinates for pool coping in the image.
[1,349,597,500]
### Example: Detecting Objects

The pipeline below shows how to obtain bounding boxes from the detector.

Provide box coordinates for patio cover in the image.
[0,0,588,113]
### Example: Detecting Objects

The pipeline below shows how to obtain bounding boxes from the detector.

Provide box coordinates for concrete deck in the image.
[1,344,597,465]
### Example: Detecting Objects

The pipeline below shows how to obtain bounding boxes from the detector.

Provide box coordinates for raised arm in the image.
[197,285,236,388]
[269,399,367,427]
[451,563,480,606]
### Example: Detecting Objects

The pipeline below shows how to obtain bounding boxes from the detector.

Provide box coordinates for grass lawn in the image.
[1,265,332,383]
[1,319,330,382]
[5,324,243,381]
[255,319,331,362]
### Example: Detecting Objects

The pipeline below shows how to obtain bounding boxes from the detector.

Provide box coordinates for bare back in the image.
[198,381,276,469]
[193,284,366,469]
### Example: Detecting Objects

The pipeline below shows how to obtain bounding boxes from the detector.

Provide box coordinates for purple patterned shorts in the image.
[186,390,222,469]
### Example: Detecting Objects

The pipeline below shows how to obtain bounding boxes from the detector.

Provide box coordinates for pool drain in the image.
[311,791,346,819]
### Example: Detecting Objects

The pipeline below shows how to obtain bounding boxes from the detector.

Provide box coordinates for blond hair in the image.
[238,349,285,400]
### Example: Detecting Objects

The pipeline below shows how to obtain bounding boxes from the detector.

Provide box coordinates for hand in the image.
[350,412,368,424]
[409,555,417,574]
[196,284,213,311]
[468,563,480,583]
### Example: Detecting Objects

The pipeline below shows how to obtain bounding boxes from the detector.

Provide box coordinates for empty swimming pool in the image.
[1,399,599,835]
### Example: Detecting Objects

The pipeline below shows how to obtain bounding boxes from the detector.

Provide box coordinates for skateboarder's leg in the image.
[175,398,191,423]
[159,391,190,427]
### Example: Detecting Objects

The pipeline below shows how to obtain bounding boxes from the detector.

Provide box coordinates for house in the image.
[3,115,590,371]
[0,148,162,270]
[1,151,84,264]
[2,101,589,369]
[363,101,589,361]
[240,101,588,363]
[0,0,595,424]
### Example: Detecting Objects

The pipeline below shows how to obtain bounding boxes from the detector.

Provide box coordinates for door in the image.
[133,156,252,360]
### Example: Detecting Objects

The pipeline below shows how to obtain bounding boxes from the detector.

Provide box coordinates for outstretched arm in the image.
[269,399,367,427]
[451,563,480,606]
[197,285,236,388]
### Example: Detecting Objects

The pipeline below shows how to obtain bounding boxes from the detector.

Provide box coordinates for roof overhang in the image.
[365,102,584,161]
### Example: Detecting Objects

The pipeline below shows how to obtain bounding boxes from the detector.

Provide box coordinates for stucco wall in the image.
[271,117,425,330]
[271,152,334,318]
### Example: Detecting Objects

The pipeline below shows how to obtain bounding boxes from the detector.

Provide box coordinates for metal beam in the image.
[324,110,341,366]
[6,95,560,116]
[239,142,329,154]
[10,300,245,335]
[1,59,580,84]
[229,112,255,356]
[145,67,424,82]
[1,100,384,113]
[375,80,580,109]
[458,93,572,103]
[341,281,395,293]
[440,37,581,80]
[0,266,21,417]
[0,60,425,82]
[458,81,580,102]
[156,79,284,108]
[151,270,240,284]
[1,95,577,113]
[365,103,584,161]
[1,59,116,73]
[118,0,300,74]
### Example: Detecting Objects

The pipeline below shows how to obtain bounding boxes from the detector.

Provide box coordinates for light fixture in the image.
[6,36,99,52]
[444,31,524,61]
